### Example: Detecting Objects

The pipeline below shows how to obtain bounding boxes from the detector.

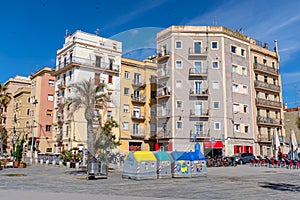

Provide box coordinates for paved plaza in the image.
[1,164,300,200]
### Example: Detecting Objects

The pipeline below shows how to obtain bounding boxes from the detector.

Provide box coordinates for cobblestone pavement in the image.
[1,164,300,200]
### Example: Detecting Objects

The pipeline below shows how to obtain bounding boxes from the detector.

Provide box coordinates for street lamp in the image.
[30,98,38,163]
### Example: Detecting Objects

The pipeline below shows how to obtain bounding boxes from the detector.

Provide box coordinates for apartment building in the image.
[284,106,300,151]
[52,30,121,153]
[119,57,157,152]
[3,76,31,155]
[28,67,55,156]
[156,26,284,157]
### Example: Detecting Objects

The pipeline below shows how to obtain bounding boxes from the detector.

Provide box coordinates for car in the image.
[233,153,255,164]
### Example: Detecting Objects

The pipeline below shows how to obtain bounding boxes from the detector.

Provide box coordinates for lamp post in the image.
[30,99,38,163]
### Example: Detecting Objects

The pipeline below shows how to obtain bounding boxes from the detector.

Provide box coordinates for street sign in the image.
[211,137,215,143]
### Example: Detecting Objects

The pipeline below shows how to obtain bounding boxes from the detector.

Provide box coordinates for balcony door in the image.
[195,123,203,136]
[133,107,140,118]
[194,42,202,53]
[195,102,202,116]
[194,81,202,94]
[133,123,140,135]
[194,62,202,74]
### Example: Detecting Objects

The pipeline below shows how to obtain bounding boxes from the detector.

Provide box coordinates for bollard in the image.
[40,159,43,165]
[35,158,38,165]
[59,161,63,167]
[66,162,71,168]
[75,162,80,169]
[52,160,56,166]
[45,160,49,165]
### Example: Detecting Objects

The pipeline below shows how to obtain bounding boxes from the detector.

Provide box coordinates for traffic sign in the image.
[211,137,215,143]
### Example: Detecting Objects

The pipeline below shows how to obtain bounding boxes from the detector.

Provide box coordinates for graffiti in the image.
[176,160,189,174]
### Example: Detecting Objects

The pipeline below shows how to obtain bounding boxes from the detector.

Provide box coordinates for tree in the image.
[68,78,109,163]
[0,82,11,155]
[14,137,25,161]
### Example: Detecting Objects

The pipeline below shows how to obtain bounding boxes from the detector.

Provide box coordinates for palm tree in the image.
[68,78,108,163]
[0,82,11,155]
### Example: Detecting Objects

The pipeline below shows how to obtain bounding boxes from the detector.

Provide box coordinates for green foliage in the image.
[61,150,82,162]
[14,137,25,161]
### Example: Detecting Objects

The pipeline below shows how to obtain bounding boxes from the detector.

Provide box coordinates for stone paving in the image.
[1,163,300,200]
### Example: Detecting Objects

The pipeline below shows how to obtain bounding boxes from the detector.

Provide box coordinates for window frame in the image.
[175,40,182,49]
[211,41,218,50]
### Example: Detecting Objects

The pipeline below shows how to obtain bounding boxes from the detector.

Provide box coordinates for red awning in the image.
[204,141,223,149]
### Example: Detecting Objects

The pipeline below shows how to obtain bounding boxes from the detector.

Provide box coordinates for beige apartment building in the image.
[156,26,284,157]
[119,57,157,153]
[3,76,31,155]
[28,67,55,157]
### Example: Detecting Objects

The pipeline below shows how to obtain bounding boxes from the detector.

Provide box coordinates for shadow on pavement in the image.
[259,182,300,192]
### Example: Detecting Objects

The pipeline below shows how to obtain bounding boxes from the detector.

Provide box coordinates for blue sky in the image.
[1,0,300,107]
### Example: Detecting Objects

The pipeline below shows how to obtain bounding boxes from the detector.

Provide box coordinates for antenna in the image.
[65,29,69,36]
[213,16,217,26]
[95,28,100,35]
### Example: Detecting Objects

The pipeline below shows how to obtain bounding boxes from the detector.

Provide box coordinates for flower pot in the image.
[13,161,19,168]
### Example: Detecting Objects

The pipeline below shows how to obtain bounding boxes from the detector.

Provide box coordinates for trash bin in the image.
[122,151,157,180]
[87,161,107,179]
[170,151,191,178]
[188,151,206,177]
[154,151,172,179]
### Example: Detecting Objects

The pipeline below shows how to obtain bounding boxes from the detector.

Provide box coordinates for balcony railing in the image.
[188,48,208,56]
[255,98,281,109]
[190,109,209,118]
[131,95,146,104]
[56,56,120,73]
[158,69,171,78]
[257,134,272,142]
[132,80,146,88]
[157,109,171,118]
[157,129,172,139]
[257,116,282,126]
[254,80,280,92]
[131,112,145,121]
[189,68,208,76]
[253,63,278,75]
[131,130,145,138]
[190,130,209,138]
[157,88,171,99]
[189,88,209,96]
[157,50,170,61]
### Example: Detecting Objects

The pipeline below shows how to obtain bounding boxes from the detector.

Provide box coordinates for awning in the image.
[204,141,223,149]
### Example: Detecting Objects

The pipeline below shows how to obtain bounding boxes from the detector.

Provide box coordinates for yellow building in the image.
[119,57,157,153]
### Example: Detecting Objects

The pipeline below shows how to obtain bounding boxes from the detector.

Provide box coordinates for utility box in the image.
[170,151,191,178]
[154,151,172,179]
[122,151,157,180]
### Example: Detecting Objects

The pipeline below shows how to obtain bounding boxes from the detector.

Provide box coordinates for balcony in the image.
[257,134,272,143]
[189,88,209,97]
[254,80,280,92]
[56,96,66,107]
[131,112,145,121]
[132,80,146,88]
[190,109,209,118]
[131,95,146,104]
[189,68,208,77]
[157,88,171,99]
[56,134,63,142]
[157,129,172,139]
[157,50,170,62]
[55,56,120,75]
[253,63,278,76]
[255,98,281,109]
[190,130,210,140]
[157,69,171,79]
[131,130,145,139]
[257,116,282,126]
[188,48,208,57]
[157,109,171,118]
[57,80,66,89]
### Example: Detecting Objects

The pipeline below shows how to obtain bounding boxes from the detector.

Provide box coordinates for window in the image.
[27,109,30,116]
[124,88,129,96]
[46,110,53,116]
[241,49,245,56]
[257,108,260,116]
[212,81,219,89]
[123,104,129,113]
[243,105,248,113]
[254,56,257,63]
[194,42,202,53]
[69,70,72,80]
[263,59,267,65]
[175,41,182,49]
[108,75,113,84]
[264,76,268,83]
[242,67,246,75]
[176,100,182,109]
[232,84,238,92]
[46,125,51,132]
[175,60,182,69]
[232,65,237,73]
[213,102,220,109]
[48,80,54,86]
[212,61,218,69]
[123,122,129,130]
[245,126,249,133]
[273,78,277,85]
[107,111,112,118]
[66,126,69,137]
[151,91,156,99]
[176,80,182,88]
[233,104,239,113]
[48,94,54,101]
[231,46,237,53]
[194,62,202,74]
[176,121,183,129]
[211,41,218,49]
[234,124,240,132]
[243,85,247,94]
[124,71,130,79]
[272,62,275,68]
[214,122,221,130]
[255,73,258,80]
[95,56,101,67]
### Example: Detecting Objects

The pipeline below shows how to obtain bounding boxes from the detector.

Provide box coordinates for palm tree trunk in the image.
[87,119,95,163]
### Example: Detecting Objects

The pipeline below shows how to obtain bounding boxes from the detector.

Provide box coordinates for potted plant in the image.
[19,161,27,168]
[13,137,25,168]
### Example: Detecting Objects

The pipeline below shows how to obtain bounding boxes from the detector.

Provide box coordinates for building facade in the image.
[284,107,300,152]
[156,26,284,157]
[3,76,31,155]
[52,30,122,153]
[119,57,157,153]
[28,67,55,156]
